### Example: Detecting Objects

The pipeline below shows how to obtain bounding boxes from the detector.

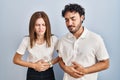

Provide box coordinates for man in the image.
[57,3,109,80]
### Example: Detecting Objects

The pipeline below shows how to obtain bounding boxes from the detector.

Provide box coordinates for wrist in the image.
[84,68,88,74]
[48,61,53,68]
[31,63,36,69]
[64,65,68,72]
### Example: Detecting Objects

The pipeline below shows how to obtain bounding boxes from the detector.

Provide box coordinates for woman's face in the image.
[34,18,46,36]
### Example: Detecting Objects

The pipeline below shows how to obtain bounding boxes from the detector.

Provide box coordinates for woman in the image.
[13,11,59,80]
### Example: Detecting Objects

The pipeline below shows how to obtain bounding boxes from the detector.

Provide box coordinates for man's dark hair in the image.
[62,3,85,17]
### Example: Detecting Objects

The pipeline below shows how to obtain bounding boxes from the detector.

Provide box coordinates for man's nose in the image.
[68,20,73,25]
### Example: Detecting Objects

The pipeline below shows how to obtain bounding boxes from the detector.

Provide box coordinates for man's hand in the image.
[64,65,84,78]
[72,62,86,75]
[59,58,84,78]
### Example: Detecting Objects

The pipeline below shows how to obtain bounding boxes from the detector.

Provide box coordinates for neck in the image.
[36,35,45,44]
[73,26,84,39]
[37,35,44,40]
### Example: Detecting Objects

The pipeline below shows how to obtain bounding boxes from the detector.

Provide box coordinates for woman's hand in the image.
[33,59,50,72]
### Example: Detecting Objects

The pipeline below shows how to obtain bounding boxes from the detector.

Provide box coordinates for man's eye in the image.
[65,19,68,22]
[72,18,76,21]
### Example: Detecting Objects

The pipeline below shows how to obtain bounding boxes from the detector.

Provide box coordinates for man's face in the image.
[64,11,83,34]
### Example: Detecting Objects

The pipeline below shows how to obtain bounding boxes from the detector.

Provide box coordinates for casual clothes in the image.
[17,36,58,63]
[57,27,109,80]
[16,35,58,80]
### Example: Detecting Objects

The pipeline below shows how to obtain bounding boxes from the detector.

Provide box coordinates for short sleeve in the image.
[16,37,29,55]
[56,39,63,57]
[51,35,58,50]
[95,36,109,61]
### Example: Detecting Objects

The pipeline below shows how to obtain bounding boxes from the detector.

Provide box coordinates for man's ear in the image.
[81,15,85,22]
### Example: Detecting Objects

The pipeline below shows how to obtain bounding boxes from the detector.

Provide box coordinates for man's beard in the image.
[68,25,81,34]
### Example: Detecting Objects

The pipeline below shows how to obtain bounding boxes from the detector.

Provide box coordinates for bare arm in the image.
[13,53,35,68]
[51,56,60,65]
[72,59,109,74]
[85,59,109,74]
[13,53,49,71]
[59,57,84,78]
[59,57,66,71]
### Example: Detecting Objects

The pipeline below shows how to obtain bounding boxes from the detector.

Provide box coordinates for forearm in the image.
[15,59,35,68]
[59,58,83,78]
[13,53,35,69]
[59,57,67,72]
[51,56,60,65]
[84,59,109,74]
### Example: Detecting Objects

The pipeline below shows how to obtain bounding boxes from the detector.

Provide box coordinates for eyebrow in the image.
[71,16,75,19]
[65,16,75,20]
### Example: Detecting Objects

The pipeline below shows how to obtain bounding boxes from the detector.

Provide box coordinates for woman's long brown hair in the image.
[29,11,51,48]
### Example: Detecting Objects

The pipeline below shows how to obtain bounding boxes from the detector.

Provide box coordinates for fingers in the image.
[72,62,85,75]
[70,66,80,73]
[72,62,83,68]
[34,61,50,72]
[65,66,83,78]
[35,65,49,72]
[72,72,84,78]
[69,67,83,78]
[39,66,48,71]
[72,61,79,65]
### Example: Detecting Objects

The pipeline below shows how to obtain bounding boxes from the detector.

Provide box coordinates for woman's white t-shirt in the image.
[16,36,58,63]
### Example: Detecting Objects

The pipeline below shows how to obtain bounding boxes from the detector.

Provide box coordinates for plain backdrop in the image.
[0,0,120,80]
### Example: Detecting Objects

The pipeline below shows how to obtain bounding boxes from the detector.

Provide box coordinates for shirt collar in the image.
[67,27,88,39]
